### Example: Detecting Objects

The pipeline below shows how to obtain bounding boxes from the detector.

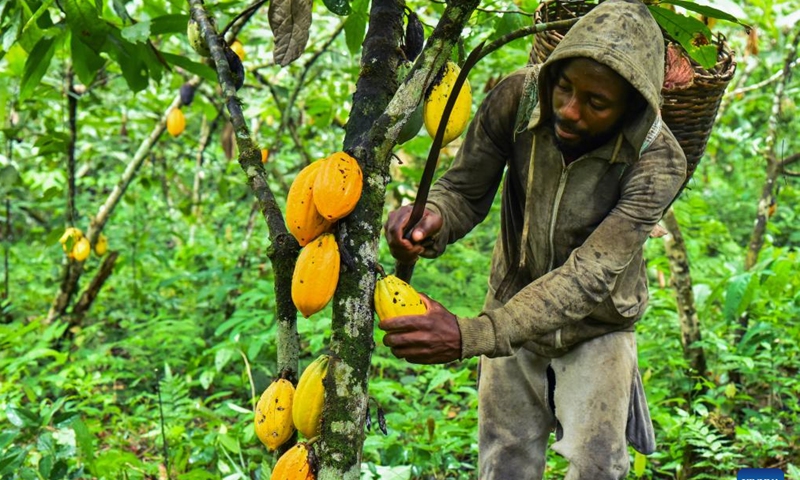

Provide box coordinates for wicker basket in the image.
[529,0,737,192]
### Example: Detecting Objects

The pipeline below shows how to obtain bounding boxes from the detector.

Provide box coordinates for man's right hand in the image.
[384,205,443,264]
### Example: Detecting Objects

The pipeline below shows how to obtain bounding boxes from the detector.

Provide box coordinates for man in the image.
[379,0,688,478]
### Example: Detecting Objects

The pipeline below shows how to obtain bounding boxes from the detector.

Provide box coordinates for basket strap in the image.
[513,66,542,140]
[639,115,663,156]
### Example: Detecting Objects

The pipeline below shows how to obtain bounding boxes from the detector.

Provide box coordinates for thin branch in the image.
[726,57,799,98]
[221,0,268,39]
[190,0,302,382]
[71,251,120,322]
[763,28,800,159]
[778,152,800,169]
[66,68,78,226]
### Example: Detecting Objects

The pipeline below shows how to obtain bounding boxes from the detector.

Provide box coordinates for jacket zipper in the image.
[547,163,572,272]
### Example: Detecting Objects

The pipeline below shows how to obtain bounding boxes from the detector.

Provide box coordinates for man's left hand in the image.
[378,293,461,364]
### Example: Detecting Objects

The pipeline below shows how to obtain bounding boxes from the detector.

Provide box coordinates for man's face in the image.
[551,58,633,158]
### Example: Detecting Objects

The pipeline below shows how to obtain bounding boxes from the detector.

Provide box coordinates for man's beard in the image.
[552,117,620,160]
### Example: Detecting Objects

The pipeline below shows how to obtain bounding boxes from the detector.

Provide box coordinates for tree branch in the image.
[778,152,800,169]
[189,0,302,381]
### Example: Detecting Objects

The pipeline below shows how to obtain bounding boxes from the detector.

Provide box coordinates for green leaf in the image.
[150,14,190,35]
[33,131,71,156]
[71,32,105,86]
[633,452,647,477]
[490,11,528,41]
[214,347,235,372]
[1,6,23,53]
[648,6,717,69]
[121,20,150,44]
[722,273,751,321]
[160,52,217,83]
[344,5,367,55]
[322,0,351,16]
[105,29,149,91]
[63,0,108,53]
[660,0,748,28]
[19,36,56,101]
[218,433,240,453]
[71,418,95,467]
[0,165,20,188]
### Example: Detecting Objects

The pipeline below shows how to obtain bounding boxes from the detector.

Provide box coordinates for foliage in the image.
[1,0,799,479]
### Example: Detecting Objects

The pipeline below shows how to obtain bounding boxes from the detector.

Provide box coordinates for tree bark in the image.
[740,27,799,338]
[662,209,707,383]
[189,0,302,382]
[71,251,121,322]
[317,0,480,478]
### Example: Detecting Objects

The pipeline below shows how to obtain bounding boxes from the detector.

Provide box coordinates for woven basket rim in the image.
[532,0,736,80]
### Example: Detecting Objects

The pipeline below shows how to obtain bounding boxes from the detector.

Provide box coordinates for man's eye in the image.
[590,100,608,110]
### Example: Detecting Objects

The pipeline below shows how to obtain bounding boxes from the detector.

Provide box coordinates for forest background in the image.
[0,0,799,478]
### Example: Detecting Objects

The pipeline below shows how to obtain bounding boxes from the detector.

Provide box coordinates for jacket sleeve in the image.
[456,131,687,358]
[422,74,523,258]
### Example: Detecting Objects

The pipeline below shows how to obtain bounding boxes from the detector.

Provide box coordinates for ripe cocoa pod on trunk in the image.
[292,355,330,439]
[291,233,340,318]
[255,378,295,451]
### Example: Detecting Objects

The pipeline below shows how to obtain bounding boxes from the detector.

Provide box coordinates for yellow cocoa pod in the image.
[230,40,245,60]
[94,233,108,256]
[167,108,186,137]
[59,227,83,257]
[286,161,332,246]
[271,442,316,480]
[255,378,295,451]
[423,61,472,146]
[312,152,363,221]
[292,355,329,439]
[291,233,340,318]
[374,274,427,321]
[72,237,91,262]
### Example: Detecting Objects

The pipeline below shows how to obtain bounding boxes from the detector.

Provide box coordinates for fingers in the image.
[409,210,443,243]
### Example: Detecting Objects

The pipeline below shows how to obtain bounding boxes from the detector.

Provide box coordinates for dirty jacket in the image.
[424,0,688,359]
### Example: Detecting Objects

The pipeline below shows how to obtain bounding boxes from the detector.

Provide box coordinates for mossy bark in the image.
[317,0,479,478]
[190,1,301,383]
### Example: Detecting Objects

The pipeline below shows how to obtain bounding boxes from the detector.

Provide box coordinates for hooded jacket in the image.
[424,0,687,359]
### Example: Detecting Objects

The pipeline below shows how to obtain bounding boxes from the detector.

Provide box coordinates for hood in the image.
[531,0,666,153]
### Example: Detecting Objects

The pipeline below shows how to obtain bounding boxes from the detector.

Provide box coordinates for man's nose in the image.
[558,96,581,123]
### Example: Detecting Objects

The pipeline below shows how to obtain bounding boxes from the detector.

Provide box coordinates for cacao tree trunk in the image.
[662,209,707,383]
[317,0,480,478]
[739,27,799,341]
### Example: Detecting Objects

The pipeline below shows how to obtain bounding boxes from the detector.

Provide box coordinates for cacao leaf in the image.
[106,29,150,91]
[322,0,351,16]
[660,0,748,29]
[63,0,108,53]
[121,21,150,44]
[19,36,55,101]
[149,14,191,35]
[268,0,312,67]
[161,52,217,83]
[344,0,368,54]
[70,33,105,86]
[648,6,717,69]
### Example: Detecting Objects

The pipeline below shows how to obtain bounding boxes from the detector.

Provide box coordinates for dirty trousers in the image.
[478,332,645,480]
